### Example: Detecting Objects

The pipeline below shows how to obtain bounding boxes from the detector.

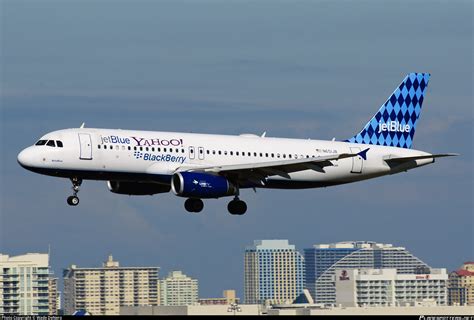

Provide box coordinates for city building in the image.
[160,271,198,306]
[63,255,159,315]
[335,268,448,307]
[448,262,474,306]
[244,240,305,305]
[0,253,56,315]
[121,304,262,316]
[304,241,432,305]
[198,290,240,305]
[48,277,60,315]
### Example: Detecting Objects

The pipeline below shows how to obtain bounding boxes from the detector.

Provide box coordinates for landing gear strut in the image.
[67,177,82,206]
[228,197,247,215]
[184,198,204,213]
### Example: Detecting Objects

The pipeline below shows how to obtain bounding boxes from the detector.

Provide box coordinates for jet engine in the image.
[171,172,237,198]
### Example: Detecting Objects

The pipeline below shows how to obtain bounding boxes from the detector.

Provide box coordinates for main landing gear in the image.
[184,198,204,213]
[67,177,82,206]
[228,197,247,215]
[183,197,247,215]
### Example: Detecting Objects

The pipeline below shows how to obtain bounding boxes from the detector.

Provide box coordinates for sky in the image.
[1,0,472,299]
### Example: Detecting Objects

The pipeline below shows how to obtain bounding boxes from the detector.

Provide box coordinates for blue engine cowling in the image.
[171,172,237,199]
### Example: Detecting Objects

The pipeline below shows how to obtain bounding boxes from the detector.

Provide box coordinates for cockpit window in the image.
[56,140,63,148]
[46,140,56,147]
[35,140,47,146]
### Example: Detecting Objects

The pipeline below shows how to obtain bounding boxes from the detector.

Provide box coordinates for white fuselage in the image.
[17,128,434,190]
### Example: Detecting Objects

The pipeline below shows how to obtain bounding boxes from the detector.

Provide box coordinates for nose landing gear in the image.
[67,177,82,206]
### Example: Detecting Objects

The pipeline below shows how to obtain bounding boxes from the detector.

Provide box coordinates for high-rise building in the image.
[304,241,431,305]
[244,240,305,305]
[448,262,474,306]
[48,277,60,315]
[335,268,448,307]
[0,253,56,315]
[160,271,198,306]
[63,255,159,315]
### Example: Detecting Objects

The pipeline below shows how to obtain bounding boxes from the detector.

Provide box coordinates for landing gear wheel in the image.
[67,196,80,206]
[67,177,82,206]
[228,198,247,215]
[184,198,204,213]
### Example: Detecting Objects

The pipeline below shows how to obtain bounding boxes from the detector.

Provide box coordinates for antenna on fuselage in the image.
[80,122,85,128]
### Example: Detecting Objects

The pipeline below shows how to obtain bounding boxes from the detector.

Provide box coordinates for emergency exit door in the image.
[350,147,363,173]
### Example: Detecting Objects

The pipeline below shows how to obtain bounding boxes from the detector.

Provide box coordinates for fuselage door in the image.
[78,133,93,160]
[350,147,363,173]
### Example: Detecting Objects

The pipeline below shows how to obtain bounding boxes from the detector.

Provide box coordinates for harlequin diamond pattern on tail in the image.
[346,73,430,149]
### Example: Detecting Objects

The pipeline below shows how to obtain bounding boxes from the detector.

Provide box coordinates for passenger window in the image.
[289,154,292,158]
[254,152,257,157]
[152,147,155,152]
[116,145,119,150]
[248,152,251,156]
[271,153,274,158]
[56,141,63,148]
[98,145,101,149]
[164,148,167,152]
[134,147,137,151]
[277,153,280,158]
[176,148,179,153]
[128,146,131,151]
[110,145,113,150]
[122,146,125,150]
[212,150,216,155]
[206,150,210,155]
[260,153,263,157]
[35,140,47,146]
[224,151,228,155]
[230,151,233,156]
[181,149,185,153]
[236,151,239,156]
[283,154,286,158]
[140,147,143,151]
[46,140,55,147]
[146,147,149,151]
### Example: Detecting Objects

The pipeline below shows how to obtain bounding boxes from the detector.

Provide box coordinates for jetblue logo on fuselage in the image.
[378,121,411,134]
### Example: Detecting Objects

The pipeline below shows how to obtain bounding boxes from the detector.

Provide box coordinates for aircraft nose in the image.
[17,147,35,168]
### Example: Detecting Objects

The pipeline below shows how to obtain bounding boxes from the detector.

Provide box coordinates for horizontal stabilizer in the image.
[384,153,459,166]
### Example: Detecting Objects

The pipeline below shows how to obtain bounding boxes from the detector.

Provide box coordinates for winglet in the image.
[80,122,85,128]
[358,148,370,160]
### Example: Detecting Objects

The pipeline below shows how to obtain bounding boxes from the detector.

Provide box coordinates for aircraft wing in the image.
[384,153,459,166]
[176,152,359,185]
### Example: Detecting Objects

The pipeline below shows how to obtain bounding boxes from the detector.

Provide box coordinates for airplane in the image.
[17,73,458,215]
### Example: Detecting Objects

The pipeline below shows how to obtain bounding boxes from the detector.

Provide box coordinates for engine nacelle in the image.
[107,181,170,195]
[171,172,237,199]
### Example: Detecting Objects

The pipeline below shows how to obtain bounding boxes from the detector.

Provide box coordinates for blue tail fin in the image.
[346,73,430,149]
